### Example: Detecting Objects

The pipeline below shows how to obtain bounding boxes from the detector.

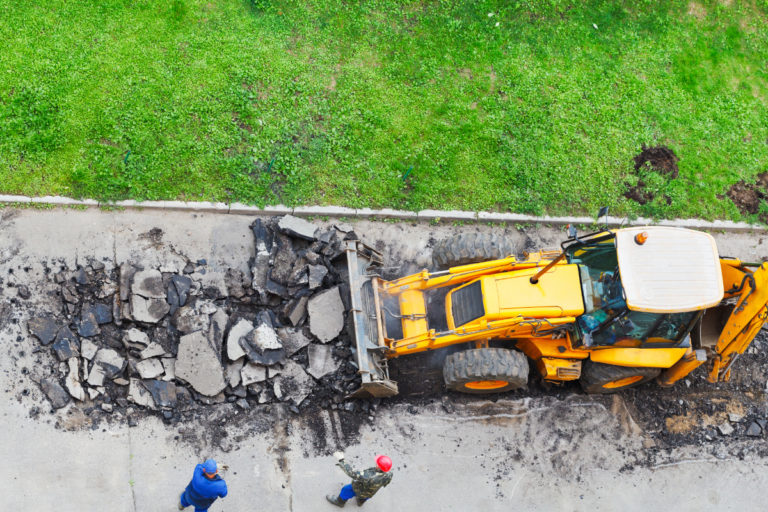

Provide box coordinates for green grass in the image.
[1,0,767,220]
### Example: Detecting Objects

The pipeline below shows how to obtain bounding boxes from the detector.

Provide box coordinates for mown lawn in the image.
[0,0,767,220]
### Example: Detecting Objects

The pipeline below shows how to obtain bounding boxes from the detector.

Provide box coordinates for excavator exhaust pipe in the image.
[344,240,399,398]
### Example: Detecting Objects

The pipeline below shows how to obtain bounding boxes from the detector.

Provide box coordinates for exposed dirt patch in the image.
[633,145,679,178]
[624,145,679,205]
[726,172,768,219]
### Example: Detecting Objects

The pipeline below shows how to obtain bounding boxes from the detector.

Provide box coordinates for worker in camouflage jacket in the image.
[326,451,393,507]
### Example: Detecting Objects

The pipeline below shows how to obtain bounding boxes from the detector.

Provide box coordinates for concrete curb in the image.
[0,194,763,232]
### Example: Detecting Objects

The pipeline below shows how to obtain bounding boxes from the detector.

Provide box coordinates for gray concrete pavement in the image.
[2,207,768,511]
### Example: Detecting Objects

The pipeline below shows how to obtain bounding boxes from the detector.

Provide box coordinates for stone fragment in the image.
[172,306,209,334]
[52,327,80,361]
[132,269,166,298]
[240,362,267,386]
[136,358,164,379]
[119,263,138,301]
[97,281,118,299]
[87,388,99,400]
[308,287,344,342]
[335,222,354,233]
[83,303,113,324]
[270,236,297,285]
[198,301,217,315]
[145,380,177,408]
[258,388,272,404]
[65,358,86,401]
[718,422,735,436]
[113,378,129,386]
[728,413,744,423]
[306,344,339,379]
[284,296,308,327]
[77,311,100,338]
[140,342,166,359]
[167,275,192,314]
[175,331,226,397]
[86,350,125,388]
[226,359,245,388]
[278,215,317,240]
[128,379,156,409]
[272,360,314,405]
[288,258,308,285]
[61,283,79,304]
[226,319,253,361]
[265,279,289,298]
[161,358,176,381]
[123,328,150,349]
[101,403,113,413]
[277,328,313,356]
[130,295,170,324]
[308,265,328,290]
[74,268,88,285]
[41,378,70,409]
[746,421,763,437]
[208,308,228,355]
[17,285,31,299]
[27,316,60,345]
[81,338,98,360]
[236,398,250,410]
[251,252,270,297]
[225,269,247,299]
[241,323,285,366]
[191,271,229,299]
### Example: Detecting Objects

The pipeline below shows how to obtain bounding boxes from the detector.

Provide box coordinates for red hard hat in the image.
[376,455,392,472]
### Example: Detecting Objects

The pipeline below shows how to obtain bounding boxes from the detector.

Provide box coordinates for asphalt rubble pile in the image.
[27,215,381,426]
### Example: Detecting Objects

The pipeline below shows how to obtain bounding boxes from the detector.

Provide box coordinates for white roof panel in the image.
[616,227,723,313]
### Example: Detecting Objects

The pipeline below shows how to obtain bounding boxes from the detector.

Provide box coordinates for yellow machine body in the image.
[344,227,768,396]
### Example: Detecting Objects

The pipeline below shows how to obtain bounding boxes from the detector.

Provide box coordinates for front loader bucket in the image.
[344,240,399,398]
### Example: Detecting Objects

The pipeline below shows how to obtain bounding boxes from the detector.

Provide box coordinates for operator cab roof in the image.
[616,227,723,313]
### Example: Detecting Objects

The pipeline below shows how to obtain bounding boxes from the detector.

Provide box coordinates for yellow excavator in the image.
[344,225,768,397]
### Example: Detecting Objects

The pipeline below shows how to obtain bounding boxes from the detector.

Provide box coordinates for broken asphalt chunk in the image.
[27,316,59,345]
[145,380,177,409]
[240,362,267,386]
[77,311,100,338]
[41,377,70,409]
[272,360,314,405]
[277,215,317,241]
[52,327,80,361]
[307,344,340,379]
[175,331,226,397]
[240,323,285,366]
[308,286,344,342]
[130,295,170,324]
[277,327,312,356]
[136,358,165,379]
[64,358,85,401]
[128,378,156,409]
[308,265,328,290]
[226,318,253,361]
[131,269,166,298]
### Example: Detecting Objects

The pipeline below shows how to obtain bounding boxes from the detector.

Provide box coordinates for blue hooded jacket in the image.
[184,464,228,509]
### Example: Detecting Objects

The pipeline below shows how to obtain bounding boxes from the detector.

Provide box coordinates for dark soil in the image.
[633,145,679,178]
[624,145,679,206]
[726,172,768,220]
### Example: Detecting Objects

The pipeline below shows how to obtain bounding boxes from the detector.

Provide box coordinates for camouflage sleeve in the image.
[337,460,363,480]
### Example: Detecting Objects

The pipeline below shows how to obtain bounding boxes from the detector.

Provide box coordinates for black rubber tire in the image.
[432,233,515,269]
[580,361,660,394]
[443,348,529,394]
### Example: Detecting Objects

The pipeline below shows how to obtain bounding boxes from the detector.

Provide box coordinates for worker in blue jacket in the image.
[179,459,228,511]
